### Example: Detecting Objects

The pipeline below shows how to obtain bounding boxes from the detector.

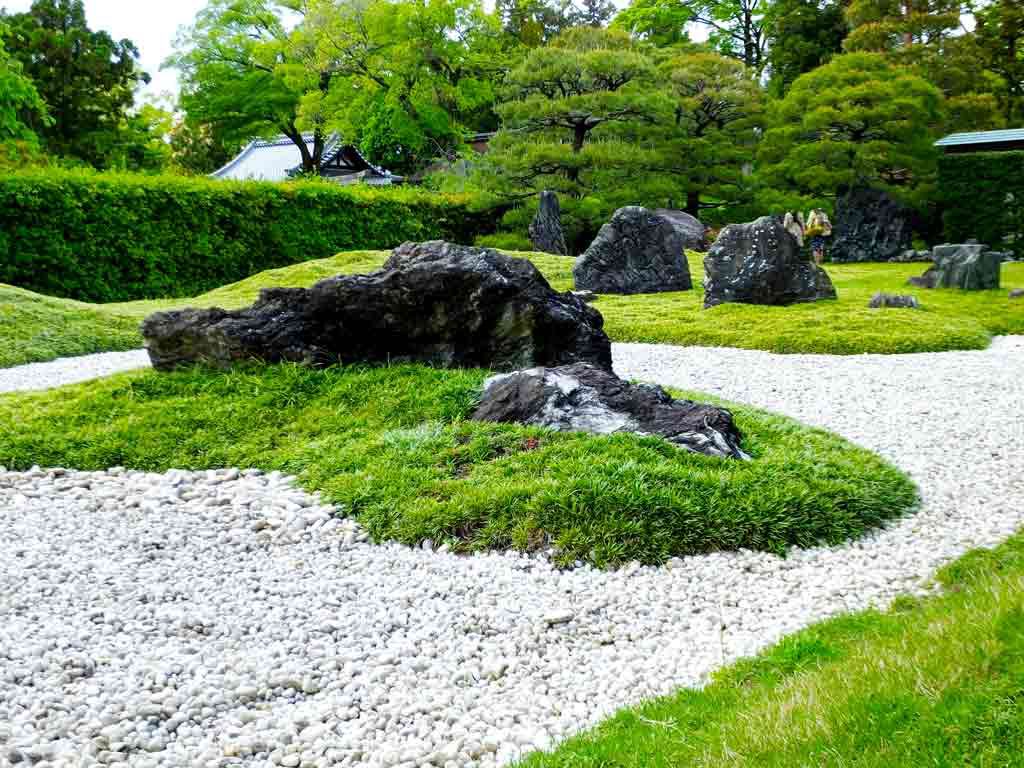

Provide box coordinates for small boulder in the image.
[528,190,568,256]
[471,363,748,460]
[909,243,1002,290]
[573,206,694,295]
[703,215,837,308]
[831,187,914,263]
[143,241,612,372]
[1010,288,1023,299]
[868,292,920,309]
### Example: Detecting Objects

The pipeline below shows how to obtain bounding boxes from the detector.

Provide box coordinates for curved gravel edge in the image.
[1,339,1023,768]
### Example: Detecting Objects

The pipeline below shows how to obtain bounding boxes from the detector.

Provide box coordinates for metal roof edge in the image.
[210,139,258,179]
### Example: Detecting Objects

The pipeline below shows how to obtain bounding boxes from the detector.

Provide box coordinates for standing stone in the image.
[573,206,694,295]
[652,209,708,252]
[908,243,1003,290]
[831,187,914,263]
[703,215,837,308]
[528,191,568,256]
[142,241,612,372]
[471,363,748,460]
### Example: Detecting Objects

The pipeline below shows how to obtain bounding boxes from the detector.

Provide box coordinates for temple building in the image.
[212,134,402,185]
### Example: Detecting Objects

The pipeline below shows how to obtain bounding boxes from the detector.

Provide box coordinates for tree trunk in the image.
[686,189,700,218]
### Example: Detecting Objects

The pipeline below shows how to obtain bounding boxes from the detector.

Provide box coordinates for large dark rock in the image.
[573,206,694,295]
[471,363,748,460]
[653,209,708,252]
[908,243,1003,290]
[831,187,914,263]
[528,190,568,256]
[142,241,613,372]
[703,215,837,308]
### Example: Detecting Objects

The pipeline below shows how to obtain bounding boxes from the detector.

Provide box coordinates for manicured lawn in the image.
[518,531,1024,766]
[0,363,915,567]
[4,250,1022,368]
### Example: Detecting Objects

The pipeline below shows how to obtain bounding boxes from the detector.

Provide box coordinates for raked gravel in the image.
[0,349,150,394]
[2,337,1024,768]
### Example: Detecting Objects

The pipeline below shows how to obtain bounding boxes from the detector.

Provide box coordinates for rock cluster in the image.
[703,215,837,308]
[142,241,612,373]
[830,187,914,263]
[868,292,920,309]
[908,243,1004,290]
[573,207,696,295]
[528,191,568,256]
[471,363,748,460]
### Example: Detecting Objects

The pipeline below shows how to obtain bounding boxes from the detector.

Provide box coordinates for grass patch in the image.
[5,250,1021,368]
[517,532,1024,766]
[0,362,915,568]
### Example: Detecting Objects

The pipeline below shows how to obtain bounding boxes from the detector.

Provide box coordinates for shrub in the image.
[0,169,494,302]
[474,231,533,251]
[939,150,1024,259]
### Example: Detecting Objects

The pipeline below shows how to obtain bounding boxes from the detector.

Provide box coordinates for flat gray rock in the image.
[909,243,1003,290]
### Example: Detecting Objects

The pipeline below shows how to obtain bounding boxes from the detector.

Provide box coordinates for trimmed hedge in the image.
[939,150,1024,260]
[0,169,493,302]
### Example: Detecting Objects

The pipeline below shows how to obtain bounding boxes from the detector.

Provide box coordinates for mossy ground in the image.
[518,532,1024,766]
[3,251,1022,368]
[0,362,916,568]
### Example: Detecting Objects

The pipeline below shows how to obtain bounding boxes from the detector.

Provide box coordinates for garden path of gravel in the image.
[2,338,1023,768]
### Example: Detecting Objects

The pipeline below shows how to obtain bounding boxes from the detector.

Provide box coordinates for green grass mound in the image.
[0,284,147,368]
[0,363,915,568]
[519,532,1024,766]
[5,250,1021,368]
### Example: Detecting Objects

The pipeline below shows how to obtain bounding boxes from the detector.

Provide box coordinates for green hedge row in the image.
[0,170,494,302]
[939,150,1024,260]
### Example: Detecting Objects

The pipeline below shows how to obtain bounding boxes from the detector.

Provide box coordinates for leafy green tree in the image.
[1,0,151,168]
[304,0,504,173]
[613,0,768,71]
[764,0,848,96]
[658,51,762,217]
[758,52,943,208]
[0,22,47,147]
[844,0,1004,130]
[976,0,1024,123]
[570,0,616,27]
[496,0,575,46]
[487,26,668,247]
[170,0,333,175]
[611,0,694,46]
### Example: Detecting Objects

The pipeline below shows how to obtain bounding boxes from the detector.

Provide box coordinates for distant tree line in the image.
[2,0,1021,246]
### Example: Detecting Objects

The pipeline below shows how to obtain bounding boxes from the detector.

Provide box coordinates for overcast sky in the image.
[2,0,209,103]
[2,0,693,105]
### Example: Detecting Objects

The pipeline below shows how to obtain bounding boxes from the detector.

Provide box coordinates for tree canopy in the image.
[758,52,943,209]
[1,0,154,169]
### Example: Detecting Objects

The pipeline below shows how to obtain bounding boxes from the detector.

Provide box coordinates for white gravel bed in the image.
[0,349,150,393]
[1,338,1023,768]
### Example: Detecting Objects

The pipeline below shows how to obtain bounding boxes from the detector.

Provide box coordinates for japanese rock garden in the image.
[3,1,1024,766]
